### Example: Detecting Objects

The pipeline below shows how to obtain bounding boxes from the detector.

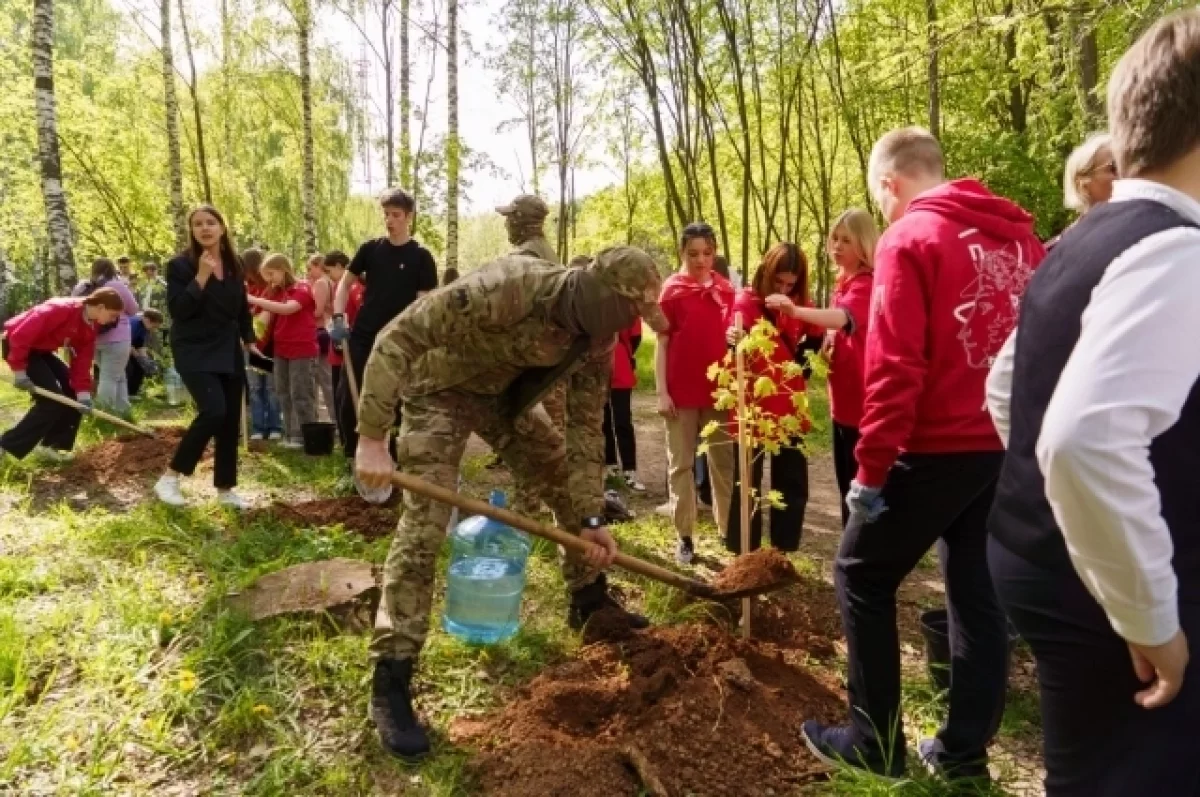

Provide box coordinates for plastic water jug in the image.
[442,490,531,644]
[164,366,184,407]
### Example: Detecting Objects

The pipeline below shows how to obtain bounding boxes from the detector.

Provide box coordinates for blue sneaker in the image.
[802,721,905,781]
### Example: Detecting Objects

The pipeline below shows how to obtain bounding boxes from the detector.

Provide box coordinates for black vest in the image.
[989,199,1200,598]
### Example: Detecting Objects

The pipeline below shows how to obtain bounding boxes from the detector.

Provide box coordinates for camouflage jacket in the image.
[359,256,613,519]
[512,236,558,264]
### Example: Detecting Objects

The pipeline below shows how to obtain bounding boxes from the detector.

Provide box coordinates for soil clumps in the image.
[711,548,799,595]
[249,497,398,539]
[463,603,845,797]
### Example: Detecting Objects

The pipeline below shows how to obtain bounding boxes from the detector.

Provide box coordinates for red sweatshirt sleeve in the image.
[854,241,930,486]
[69,333,96,394]
[3,304,55,373]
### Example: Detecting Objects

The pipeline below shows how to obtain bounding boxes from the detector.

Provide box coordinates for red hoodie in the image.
[855,179,1045,486]
[659,271,735,409]
[828,271,873,428]
[3,298,98,393]
[610,317,642,390]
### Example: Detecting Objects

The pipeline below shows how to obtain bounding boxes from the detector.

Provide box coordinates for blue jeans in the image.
[247,370,282,436]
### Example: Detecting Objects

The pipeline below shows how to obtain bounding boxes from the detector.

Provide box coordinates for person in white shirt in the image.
[985,11,1200,795]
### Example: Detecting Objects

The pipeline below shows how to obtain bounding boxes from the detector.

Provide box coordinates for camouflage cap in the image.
[589,246,669,334]
[495,194,549,221]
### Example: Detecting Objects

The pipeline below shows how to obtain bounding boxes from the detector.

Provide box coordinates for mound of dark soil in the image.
[712,548,799,595]
[463,616,844,796]
[41,428,190,496]
[250,497,398,539]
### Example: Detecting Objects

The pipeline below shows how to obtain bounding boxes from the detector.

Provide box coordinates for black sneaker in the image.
[371,658,431,761]
[675,536,695,565]
[918,738,992,783]
[802,721,905,781]
[568,574,650,631]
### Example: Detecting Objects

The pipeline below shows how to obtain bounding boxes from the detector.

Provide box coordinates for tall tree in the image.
[445,0,460,269]
[296,0,317,251]
[542,0,590,260]
[32,0,76,289]
[400,0,411,186]
[493,0,547,194]
[177,0,213,203]
[161,0,186,249]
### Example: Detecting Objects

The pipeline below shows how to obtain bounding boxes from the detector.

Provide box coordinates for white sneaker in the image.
[655,501,672,518]
[624,471,647,492]
[217,490,250,511]
[37,446,74,463]
[281,438,305,450]
[154,474,187,507]
[249,432,264,441]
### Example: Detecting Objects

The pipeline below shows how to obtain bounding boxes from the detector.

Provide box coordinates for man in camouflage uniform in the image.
[354,246,668,760]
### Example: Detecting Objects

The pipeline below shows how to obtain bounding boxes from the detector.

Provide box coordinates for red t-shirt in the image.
[659,272,734,409]
[610,317,642,390]
[827,272,873,428]
[269,282,319,359]
[328,282,365,367]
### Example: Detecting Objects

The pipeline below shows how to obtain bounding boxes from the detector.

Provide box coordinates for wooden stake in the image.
[733,312,752,638]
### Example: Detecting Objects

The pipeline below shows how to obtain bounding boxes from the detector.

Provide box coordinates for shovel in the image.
[16,383,155,438]
[341,345,394,505]
[389,470,798,602]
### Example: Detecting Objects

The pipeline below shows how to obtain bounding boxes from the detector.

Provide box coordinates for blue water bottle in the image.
[442,490,531,644]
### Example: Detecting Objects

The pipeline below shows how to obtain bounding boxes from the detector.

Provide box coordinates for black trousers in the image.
[336,333,401,459]
[170,369,243,488]
[990,536,1200,796]
[126,357,146,398]
[725,444,808,553]
[832,422,860,527]
[603,388,636,470]
[835,451,1008,768]
[0,347,82,458]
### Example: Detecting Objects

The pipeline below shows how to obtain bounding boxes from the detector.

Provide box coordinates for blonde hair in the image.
[261,253,297,288]
[1063,132,1113,212]
[828,209,880,273]
[868,126,945,188]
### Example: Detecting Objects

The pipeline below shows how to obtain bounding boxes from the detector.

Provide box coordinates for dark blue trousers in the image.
[990,536,1200,796]
[835,451,1009,769]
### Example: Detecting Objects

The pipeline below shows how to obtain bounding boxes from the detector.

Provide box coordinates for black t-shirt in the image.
[348,237,438,339]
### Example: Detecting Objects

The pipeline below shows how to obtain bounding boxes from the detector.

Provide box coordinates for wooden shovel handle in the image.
[29,385,155,437]
[389,470,714,598]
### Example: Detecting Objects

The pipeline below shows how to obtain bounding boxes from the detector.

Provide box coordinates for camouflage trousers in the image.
[369,388,597,662]
[512,380,566,516]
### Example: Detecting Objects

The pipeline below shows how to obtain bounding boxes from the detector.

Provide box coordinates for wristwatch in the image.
[581,515,605,530]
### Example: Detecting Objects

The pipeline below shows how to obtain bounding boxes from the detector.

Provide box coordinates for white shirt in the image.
[988,179,1200,647]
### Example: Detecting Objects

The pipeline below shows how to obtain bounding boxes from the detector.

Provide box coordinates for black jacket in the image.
[166,254,253,375]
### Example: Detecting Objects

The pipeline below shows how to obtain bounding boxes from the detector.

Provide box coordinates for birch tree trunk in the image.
[298,0,317,252]
[32,0,77,289]
[446,0,460,270]
[399,0,411,187]
[177,0,212,204]
[161,0,186,249]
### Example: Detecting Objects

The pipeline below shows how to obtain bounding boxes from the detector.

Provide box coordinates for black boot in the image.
[568,574,650,631]
[370,658,431,761]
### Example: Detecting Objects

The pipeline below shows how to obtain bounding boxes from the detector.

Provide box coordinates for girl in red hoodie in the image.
[656,222,736,564]
[604,317,643,490]
[766,208,880,524]
[726,243,824,554]
[248,254,320,450]
[1,290,124,461]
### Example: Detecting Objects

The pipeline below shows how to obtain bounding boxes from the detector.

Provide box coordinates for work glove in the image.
[846,480,887,524]
[76,392,94,413]
[330,314,350,343]
[12,371,34,392]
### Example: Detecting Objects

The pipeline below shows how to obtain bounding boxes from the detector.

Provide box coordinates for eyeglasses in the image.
[1086,161,1118,177]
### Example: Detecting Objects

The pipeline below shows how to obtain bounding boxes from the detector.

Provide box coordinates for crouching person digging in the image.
[354,246,669,759]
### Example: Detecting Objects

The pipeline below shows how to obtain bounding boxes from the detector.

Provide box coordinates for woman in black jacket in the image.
[154,205,255,509]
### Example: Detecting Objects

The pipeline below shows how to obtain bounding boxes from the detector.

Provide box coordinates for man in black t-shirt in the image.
[332,188,438,467]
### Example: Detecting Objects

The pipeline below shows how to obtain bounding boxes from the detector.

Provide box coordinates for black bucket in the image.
[919,608,1020,692]
[301,422,336,456]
